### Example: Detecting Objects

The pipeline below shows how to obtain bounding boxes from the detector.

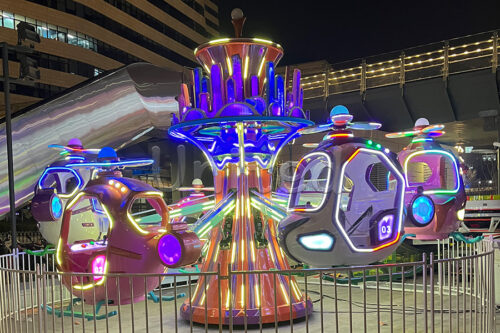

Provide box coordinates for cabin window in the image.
[65,195,109,246]
[128,195,167,228]
[405,152,459,192]
[288,153,332,211]
[39,168,82,196]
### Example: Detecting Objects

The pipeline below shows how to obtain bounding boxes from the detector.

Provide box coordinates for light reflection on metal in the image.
[0,63,182,216]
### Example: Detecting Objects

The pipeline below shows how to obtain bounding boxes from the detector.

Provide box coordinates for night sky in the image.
[217,0,500,66]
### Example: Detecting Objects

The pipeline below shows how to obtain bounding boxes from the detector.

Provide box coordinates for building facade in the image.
[0,0,219,115]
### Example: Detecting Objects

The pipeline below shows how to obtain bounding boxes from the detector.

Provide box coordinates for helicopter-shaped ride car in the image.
[31,138,100,245]
[279,105,406,266]
[54,147,201,305]
[386,118,466,240]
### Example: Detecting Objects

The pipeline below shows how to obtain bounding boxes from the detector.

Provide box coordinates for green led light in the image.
[376,144,382,149]
[367,140,373,145]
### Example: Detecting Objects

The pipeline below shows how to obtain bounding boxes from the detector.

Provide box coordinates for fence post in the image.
[360,59,367,95]
[492,31,498,73]
[443,41,449,84]
[422,252,428,333]
[399,51,405,88]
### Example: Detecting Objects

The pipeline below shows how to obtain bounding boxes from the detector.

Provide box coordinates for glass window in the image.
[289,153,331,211]
[338,149,401,249]
[406,152,458,191]
[67,32,77,45]
[36,26,48,38]
[57,31,66,42]
[3,12,14,29]
[48,24,57,39]
[66,195,109,246]
[128,195,167,228]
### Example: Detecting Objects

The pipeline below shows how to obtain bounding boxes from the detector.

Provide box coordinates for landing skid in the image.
[43,297,117,321]
[147,291,186,303]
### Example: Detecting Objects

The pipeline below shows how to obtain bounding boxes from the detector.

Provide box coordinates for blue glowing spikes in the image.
[98,147,118,161]
[411,195,435,225]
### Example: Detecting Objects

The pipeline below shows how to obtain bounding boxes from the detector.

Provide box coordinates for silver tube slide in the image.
[0,63,183,216]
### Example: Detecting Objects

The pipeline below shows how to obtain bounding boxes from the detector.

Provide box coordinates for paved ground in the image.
[3,276,497,332]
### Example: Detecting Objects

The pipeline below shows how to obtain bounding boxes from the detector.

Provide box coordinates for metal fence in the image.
[290,30,499,99]
[0,238,495,332]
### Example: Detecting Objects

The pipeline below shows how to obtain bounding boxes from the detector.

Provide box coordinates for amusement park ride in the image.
[29,9,468,326]
[386,118,466,240]
[278,106,406,266]
[31,138,100,245]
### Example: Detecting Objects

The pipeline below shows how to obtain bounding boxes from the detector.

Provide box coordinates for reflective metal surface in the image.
[0,63,182,216]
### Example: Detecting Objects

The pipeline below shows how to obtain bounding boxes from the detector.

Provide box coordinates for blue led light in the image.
[298,233,334,251]
[51,195,62,219]
[411,195,435,225]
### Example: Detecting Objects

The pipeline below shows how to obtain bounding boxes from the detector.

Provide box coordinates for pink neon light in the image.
[91,255,106,281]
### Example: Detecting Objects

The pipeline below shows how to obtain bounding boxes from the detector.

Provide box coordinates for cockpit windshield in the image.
[128,194,167,228]
[405,151,459,193]
[288,153,332,211]
[39,168,82,197]
[65,194,110,246]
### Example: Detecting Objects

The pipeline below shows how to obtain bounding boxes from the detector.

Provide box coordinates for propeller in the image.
[385,118,445,139]
[66,147,153,169]
[299,105,381,134]
[49,138,101,156]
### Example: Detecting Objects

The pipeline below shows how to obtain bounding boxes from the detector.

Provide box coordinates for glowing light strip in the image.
[38,167,84,199]
[287,151,332,212]
[257,57,266,77]
[208,141,217,152]
[237,123,245,172]
[143,191,164,197]
[240,282,245,306]
[279,280,290,305]
[226,57,233,76]
[291,280,302,300]
[255,284,261,307]
[403,149,461,195]
[231,241,237,264]
[127,212,149,235]
[334,148,405,253]
[67,159,154,168]
[243,55,249,79]
[208,38,230,44]
[323,133,354,140]
[56,238,63,266]
[250,240,256,263]
[412,138,434,143]
[100,204,114,230]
